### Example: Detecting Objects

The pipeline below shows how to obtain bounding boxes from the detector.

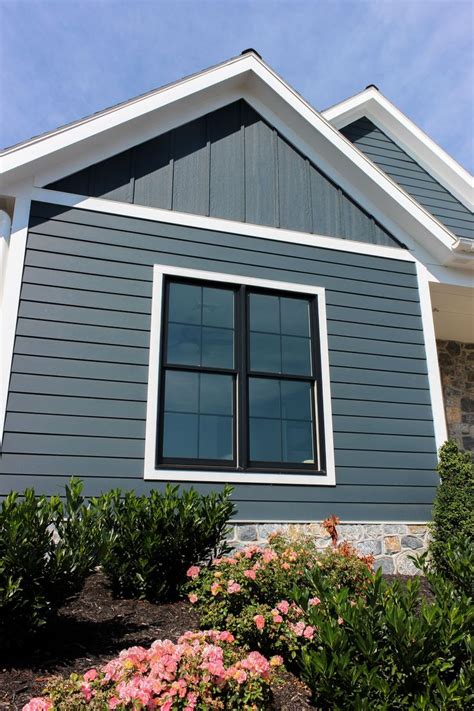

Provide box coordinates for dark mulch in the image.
[0,572,314,710]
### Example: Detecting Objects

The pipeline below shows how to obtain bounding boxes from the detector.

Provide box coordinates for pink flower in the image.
[244,569,257,580]
[83,668,98,682]
[270,655,284,667]
[253,614,265,630]
[309,597,321,607]
[80,682,92,702]
[186,565,200,579]
[185,691,198,710]
[219,631,235,643]
[227,580,241,594]
[210,582,221,596]
[303,625,315,640]
[290,620,306,637]
[271,609,283,623]
[281,562,291,570]
[22,699,52,711]
[234,669,247,684]
[277,600,290,614]
[262,549,277,564]
[108,699,120,710]
[188,592,198,604]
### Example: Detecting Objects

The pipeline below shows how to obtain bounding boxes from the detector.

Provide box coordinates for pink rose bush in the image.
[23,631,282,710]
[186,533,374,662]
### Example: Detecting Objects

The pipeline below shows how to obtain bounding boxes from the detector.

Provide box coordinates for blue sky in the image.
[1,0,472,172]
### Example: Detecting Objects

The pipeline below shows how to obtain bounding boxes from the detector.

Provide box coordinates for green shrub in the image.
[0,479,99,651]
[296,554,473,710]
[430,440,474,580]
[95,484,234,602]
[187,532,374,658]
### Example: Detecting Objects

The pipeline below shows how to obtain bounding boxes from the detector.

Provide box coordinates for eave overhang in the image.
[1,52,472,268]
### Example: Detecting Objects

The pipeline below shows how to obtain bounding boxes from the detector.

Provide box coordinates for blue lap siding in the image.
[0,201,439,520]
[341,117,474,241]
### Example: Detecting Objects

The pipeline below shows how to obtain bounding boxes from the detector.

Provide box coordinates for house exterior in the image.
[1,51,473,573]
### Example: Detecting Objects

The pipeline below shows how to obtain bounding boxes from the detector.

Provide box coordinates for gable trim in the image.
[0,52,464,266]
[322,87,473,211]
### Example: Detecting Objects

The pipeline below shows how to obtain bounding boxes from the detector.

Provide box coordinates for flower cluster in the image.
[186,532,374,663]
[23,631,281,711]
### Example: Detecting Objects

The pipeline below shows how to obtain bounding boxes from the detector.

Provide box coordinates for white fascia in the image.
[0,54,253,186]
[0,53,465,267]
[144,264,335,486]
[322,88,474,211]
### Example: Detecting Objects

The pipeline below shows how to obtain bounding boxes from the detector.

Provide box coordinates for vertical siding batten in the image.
[47,101,402,248]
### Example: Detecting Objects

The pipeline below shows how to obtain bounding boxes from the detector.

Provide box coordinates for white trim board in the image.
[416,262,448,450]
[1,52,466,267]
[0,185,32,448]
[144,264,336,486]
[30,186,416,262]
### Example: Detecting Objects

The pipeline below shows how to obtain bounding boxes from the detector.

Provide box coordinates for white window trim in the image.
[144,264,336,486]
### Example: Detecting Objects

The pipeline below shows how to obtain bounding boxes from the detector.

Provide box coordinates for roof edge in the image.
[1,52,260,156]
[322,88,473,211]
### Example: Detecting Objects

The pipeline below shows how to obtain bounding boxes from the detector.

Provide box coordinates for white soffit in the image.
[322,87,474,212]
[0,52,469,266]
[430,282,474,343]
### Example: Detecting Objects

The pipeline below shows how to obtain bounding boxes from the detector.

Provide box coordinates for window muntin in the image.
[157,277,325,474]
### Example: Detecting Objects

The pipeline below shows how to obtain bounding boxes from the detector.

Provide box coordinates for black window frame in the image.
[156,275,327,477]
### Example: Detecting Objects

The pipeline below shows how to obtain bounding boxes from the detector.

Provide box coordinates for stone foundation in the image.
[228,522,429,575]
[437,340,474,452]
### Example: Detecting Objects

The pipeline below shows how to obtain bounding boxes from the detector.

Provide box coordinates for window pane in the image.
[199,414,233,460]
[248,377,314,463]
[202,327,234,368]
[168,282,201,325]
[249,417,281,462]
[281,297,310,337]
[164,371,199,413]
[249,378,281,419]
[281,336,312,375]
[250,332,281,373]
[282,420,314,463]
[167,324,201,365]
[162,413,198,458]
[281,380,313,421]
[203,287,234,328]
[249,293,280,334]
[200,373,233,415]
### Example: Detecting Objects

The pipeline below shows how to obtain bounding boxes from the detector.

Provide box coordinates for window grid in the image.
[156,277,326,475]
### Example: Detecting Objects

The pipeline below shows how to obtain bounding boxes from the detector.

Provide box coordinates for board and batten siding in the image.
[0,201,439,520]
[341,117,474,241]
[47,101,400,249]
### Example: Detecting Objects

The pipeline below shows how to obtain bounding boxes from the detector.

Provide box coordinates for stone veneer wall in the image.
[228,523,429,575]
[437,340,474,452]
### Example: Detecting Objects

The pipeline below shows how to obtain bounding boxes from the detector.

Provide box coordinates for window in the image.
[145,266,335,485]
